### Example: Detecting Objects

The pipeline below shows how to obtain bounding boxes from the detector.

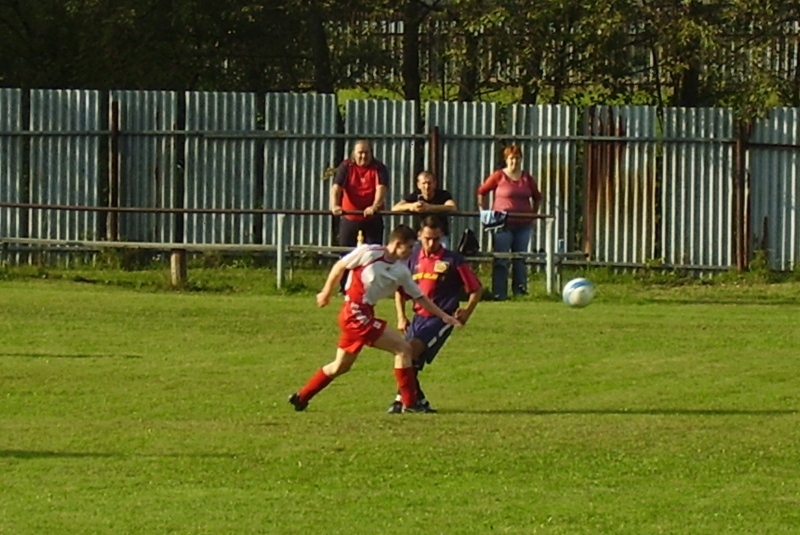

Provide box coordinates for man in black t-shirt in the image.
[392,171,457,248]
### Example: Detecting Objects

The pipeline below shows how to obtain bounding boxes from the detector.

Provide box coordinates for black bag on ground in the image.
[457,228,480,256]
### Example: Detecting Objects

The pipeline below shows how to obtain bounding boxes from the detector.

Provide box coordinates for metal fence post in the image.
[276,213,286,289]
[545,217,554,295]
[108,101,119,242]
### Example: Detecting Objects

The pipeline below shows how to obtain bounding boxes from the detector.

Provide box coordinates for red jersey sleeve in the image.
[477,170,503,195]
[455,260,482,294]
[524,172,543,203]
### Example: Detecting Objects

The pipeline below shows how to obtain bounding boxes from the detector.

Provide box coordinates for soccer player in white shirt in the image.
[289,225,461,413]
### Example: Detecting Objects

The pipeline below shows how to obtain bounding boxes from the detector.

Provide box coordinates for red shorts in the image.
[337,301,387,354]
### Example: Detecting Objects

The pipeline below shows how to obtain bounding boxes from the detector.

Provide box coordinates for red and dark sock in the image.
[298,368,333,403]
[394,367,417,407]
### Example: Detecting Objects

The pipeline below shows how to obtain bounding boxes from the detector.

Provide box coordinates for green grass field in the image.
[1,275,799,534]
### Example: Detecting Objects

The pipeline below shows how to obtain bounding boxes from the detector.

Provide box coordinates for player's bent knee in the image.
[373,328,408,354]
[396,340,414,367]
[323,362,343,377]
[323,351,357,377]
[328,362,350,376]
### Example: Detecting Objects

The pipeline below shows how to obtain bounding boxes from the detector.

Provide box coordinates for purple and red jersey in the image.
[407,244,482,316]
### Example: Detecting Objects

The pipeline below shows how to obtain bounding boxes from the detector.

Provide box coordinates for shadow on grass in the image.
[0,450,119,459]
[0,352,143,359]
[445,408,799,416]
[0,450,239,459]
[639,297,800,306]
[136,453,240,459]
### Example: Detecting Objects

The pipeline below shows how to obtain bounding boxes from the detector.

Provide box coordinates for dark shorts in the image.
[406,314,454,370]
[338,216,384,246]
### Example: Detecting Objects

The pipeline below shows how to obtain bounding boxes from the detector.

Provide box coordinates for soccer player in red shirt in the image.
[289,224,462,413]
[389,216,483,413]
[330,140,388,246]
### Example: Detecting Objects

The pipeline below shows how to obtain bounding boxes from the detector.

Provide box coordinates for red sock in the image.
[394,367,417,407]
[298,368,333,403]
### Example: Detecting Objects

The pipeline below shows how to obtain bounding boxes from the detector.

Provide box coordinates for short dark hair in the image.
[416,170,436,182]
[419,215,444,232]
[503,145,522,159]
[389,224,417,243]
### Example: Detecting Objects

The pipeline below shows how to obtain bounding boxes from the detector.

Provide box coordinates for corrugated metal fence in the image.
[662,108,736,269]
[750,108,800,271]
[0,90,798,272]
[30,90,102,242]
[427,101,498,251]
[0,89,22,244]
[584,106,658,267]
[264,93,339,247]
[112,90,178,244]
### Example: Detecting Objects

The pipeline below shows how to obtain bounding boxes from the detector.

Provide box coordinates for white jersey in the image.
[342,245,423,306]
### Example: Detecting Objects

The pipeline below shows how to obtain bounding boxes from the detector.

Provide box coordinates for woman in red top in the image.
[476,145,543,300]
[330,140,389,246]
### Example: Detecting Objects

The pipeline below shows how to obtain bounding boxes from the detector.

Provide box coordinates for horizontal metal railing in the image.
[0,203,561,294]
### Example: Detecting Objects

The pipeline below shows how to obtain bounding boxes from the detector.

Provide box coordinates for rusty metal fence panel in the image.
[0,89,23,242]
[5,88,800,273]
[749,108,799,271]
[29,89,101,241]
[264,93,338,246]
[112,91,178,243]
[508,104,578,254]
[662,108,735,268]
[184,91,257,244]
[425,101,498,249]
[346,99,420,239]
[584,106,658,265]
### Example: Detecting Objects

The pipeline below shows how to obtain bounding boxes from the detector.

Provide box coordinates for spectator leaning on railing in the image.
[477,144,543,301]
[392,170,457,249]
[330,139,388,246]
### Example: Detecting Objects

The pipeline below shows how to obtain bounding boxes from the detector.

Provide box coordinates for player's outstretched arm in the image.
[316,260,348,307]
[413,294,462,327]
[394,291,409,332]
[455,289,481,325]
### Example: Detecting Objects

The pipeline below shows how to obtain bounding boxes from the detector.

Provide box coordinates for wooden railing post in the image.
[276,213,286,289]
[170,248,187,288]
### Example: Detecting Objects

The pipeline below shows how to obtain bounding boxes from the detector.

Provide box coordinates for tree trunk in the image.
[309,6,334,94]
[402,0,421,102]
[458,32,479,102]
[678,62,701,107]
[521,52,544,104]
[792,43,800,107]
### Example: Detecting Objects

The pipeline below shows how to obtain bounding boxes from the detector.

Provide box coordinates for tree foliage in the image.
[0,0,797,115]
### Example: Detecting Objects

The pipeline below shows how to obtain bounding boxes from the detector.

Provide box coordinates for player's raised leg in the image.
[289,348,359,411]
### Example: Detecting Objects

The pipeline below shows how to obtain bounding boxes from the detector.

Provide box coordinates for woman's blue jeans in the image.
[491,225,532,300]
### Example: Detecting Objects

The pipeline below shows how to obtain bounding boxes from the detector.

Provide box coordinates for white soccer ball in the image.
[562,277,595,308]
